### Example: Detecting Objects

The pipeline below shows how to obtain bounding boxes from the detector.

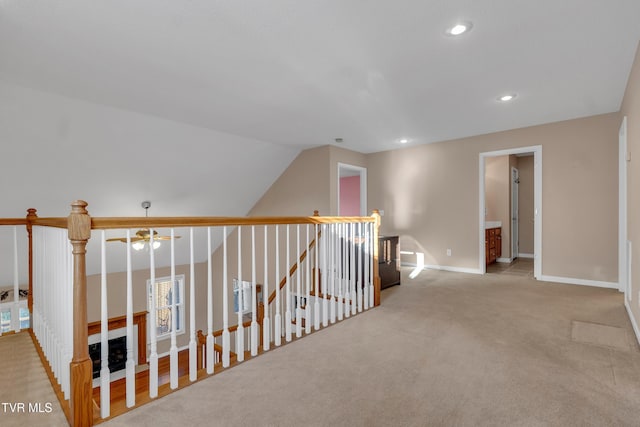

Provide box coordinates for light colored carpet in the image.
[571,320,632,352]
[0,332,68,427]
[5,268,640,426]
[103,268,640,427]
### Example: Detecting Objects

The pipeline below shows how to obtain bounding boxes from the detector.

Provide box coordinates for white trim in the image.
[624,299,640,347]
[496,257,512,263]
[619,116,628,295]
[479,145,542,279]
[337,163,368,216]
[538,275,618,289]
[518,253,534,259]
[402,262,482,275]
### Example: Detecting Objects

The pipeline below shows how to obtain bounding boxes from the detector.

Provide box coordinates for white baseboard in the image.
[538,275,618,289]
[496,257,512,263]
[625,299,640,347]
[518,253,534,259]
[402,262,482,275]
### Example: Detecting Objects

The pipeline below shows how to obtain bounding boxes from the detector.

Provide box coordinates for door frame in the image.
[337,163,367,216]
[619,116,629,296]
[511,166,519,260]
[479,145,542,278]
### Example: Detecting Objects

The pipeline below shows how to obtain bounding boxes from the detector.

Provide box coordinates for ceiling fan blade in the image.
[106,237,145,243]
[155,235,181,241]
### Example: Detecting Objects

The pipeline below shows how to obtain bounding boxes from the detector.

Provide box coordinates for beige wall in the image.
[518,155,535,255]
[250,145,331,216]
[368,113,620,281]
[622,42,640,328]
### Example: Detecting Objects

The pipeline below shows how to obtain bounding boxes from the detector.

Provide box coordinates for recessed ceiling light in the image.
[498,94,517,102]
[399,139,409,144]
[446,21,473,36]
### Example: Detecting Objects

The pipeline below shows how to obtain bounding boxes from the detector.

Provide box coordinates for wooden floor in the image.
[92,347,251,424]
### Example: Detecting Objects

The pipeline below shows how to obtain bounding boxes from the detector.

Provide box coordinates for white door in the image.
[511,167,519,260]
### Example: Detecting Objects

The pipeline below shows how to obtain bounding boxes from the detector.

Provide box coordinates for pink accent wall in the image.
[340,176,360,216]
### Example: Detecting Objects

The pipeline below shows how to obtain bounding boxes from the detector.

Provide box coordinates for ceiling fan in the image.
[106,201,180,251]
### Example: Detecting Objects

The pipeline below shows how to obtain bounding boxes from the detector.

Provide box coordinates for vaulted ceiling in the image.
[1,1,639,282]
[2,1,639,155]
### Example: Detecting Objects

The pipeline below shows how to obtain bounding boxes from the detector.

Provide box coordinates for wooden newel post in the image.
[68,200,93,427]
[372,210,381,307]
[26,208,37,327]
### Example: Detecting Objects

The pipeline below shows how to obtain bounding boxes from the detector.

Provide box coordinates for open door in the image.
[338,163,367,216]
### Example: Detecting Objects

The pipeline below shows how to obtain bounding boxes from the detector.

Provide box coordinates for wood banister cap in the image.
[68,200,91,241]
[70,200,89,215]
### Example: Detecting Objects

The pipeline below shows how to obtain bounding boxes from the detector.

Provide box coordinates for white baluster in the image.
[344,224,350,318]
[314,224,320,330]
[125,230,135,408]
[357,222,363,313]
[285,225,292,342]
[251,226,259,356]
[369,223,375,306]
[170,229,178,390]
[296,224,302,338]
[149,229,158,398]
[322,224,328,327]
[329,223,336,324]
[207,227,215,373]
[189,228,197,381]
[364,222,370,311]
[274,225,282,346]
[305,224,311,334]
[351,223,357,315]
[337,223,344,321]
[237,227,245,361]
[222,226,230,367]
[100,231,110,418]
[12,227,19,332]
[263,225,270,351]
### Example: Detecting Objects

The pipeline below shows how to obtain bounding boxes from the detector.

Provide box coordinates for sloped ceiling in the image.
[0,1,639,281]
[1,1,639,155]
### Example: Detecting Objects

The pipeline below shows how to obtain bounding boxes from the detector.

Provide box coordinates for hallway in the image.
[487,257,534,277]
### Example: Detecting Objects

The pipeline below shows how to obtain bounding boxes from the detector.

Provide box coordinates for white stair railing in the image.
[32,225,73,400]
[25,206,378,424]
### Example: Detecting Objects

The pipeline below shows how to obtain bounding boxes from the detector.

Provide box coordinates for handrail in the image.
[90,216,374,229]
[31,218,69,228]
[0,218,27,226]
[267,240,317,305]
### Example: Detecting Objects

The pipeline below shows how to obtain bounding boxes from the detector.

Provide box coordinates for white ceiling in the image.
[1,0,639,154]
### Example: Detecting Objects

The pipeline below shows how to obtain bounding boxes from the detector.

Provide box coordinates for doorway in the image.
[479,146,542,278]
[511,167,519,260]
[337,163,367,216]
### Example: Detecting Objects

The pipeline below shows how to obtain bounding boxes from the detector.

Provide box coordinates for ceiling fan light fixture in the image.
[107,202,178,250]
[132,241,146,251]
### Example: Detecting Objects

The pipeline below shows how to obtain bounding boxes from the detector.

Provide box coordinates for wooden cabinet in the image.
[485,227,502,265]
[379,235,400,289]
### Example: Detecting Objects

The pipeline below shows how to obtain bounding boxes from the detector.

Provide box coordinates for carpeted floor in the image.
[5,267,640,426]
[0,332,68,427]
[103,268,640,426]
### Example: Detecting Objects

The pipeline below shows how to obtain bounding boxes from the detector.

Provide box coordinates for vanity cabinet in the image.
[485,227,502,265]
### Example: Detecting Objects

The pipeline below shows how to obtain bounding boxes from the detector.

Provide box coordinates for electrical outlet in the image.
[446,249,452,256]
[379,210,385,216]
